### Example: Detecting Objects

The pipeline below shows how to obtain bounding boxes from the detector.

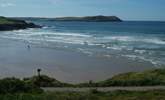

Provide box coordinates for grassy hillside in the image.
[98,68,165,86]
[0,16,25,25]
[0,16,41,31]
[77,68,165,87]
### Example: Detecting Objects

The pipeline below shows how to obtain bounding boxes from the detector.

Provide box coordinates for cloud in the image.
[0,3,15,7]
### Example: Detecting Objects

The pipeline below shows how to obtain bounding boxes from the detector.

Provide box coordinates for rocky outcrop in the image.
[0,16,41,31]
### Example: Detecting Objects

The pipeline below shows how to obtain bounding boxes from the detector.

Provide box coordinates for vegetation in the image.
[0,69,164,99]
[0,90,164,100]
[0,16,28,25]
[77,68,165,87]
[0,77,42,94]
[21,68,165,87]
[0,16,41,31]
[0,68,164,93]
[98,68,165,86]
[24,75,72,87]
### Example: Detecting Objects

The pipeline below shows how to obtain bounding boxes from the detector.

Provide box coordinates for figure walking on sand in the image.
[27,45,31,51]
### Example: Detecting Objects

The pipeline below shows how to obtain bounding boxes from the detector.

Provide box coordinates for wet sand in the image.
[0,38,155,83]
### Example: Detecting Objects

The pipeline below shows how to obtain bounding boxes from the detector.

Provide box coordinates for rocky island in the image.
[0,16,41,31]
[54,15,122,22]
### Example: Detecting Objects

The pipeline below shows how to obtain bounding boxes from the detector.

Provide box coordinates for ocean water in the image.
[0,19,165,67]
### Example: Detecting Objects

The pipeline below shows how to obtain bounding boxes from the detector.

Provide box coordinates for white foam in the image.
[4,29,165,47]
[4,29,94,45]
[14,30,92,38]
[102,36,165,45]
[103,36,132,42]
[134,50,146,54]
[1,29,165,66]
[122,54,159,65]
[77,48,93,55]
[106,46,122,50]
[142,38,165,45]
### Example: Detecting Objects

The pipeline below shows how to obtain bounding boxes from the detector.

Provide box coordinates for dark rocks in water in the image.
[54,15,122,22]
[0,16,41,31]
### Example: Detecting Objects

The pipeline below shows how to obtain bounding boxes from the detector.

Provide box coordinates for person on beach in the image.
[27,45,31,50]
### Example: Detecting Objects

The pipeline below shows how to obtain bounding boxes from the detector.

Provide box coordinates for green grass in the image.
[0,90,165,100]
[24,75,72,87]
[0,16,24,25]
[98,68,165,86]
[0,17,15,24]
[0,68,165,89]
[77,68,165,87]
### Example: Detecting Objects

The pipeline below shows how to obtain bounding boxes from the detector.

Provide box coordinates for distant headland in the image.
[0,16,41,31]
[54,15,122,22]
[8,15,122,22]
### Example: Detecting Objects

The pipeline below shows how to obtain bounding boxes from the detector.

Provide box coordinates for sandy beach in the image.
[0,37,154,83]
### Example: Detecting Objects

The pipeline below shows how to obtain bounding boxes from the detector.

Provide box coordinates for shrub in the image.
[0,77,43,94]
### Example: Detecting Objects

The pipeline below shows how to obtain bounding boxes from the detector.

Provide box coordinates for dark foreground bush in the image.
[0,90,165,100]
[0,77,43,94]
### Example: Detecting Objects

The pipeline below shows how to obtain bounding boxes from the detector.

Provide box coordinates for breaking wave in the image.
[0,26,165,66]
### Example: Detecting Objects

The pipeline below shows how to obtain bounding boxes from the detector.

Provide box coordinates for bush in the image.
[98,68,165,86]
[24,75,72,87]
[0,77,43,94]
[90,89,100,94]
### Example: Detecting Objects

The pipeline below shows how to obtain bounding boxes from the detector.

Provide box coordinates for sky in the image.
[0,0,165,21]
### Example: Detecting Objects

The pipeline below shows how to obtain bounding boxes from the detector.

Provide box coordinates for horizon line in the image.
[4,16,165,22]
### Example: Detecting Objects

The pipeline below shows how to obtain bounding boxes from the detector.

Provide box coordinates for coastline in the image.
[0,37,155,83]
[0,17,41,31]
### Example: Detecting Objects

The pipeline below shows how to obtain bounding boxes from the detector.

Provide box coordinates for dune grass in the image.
[98,68,165,86]
[77,68,165,87]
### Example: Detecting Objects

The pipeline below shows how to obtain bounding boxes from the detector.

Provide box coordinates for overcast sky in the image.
[0,0,165,21]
